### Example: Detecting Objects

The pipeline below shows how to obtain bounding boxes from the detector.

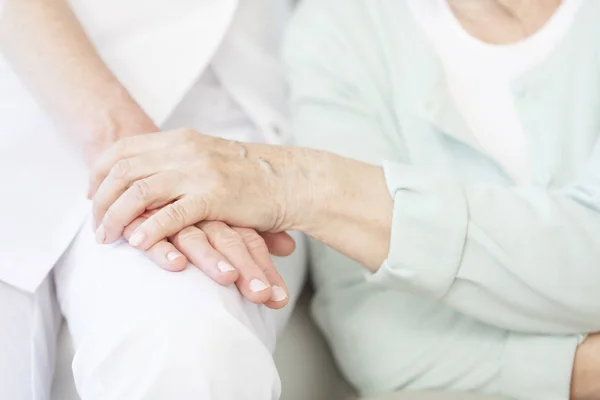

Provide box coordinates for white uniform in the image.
[0,1,307,399]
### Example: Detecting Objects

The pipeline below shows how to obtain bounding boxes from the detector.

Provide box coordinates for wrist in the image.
[82,87,156,140]
[302,150,344,234]
[287,148,393,268]
[282,147,340,233]
[303,151,391,231]
[78,90,157,165]
[278,146,316,231]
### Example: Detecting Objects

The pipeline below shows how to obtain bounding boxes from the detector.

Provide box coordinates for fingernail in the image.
[217,261,236,273]
[129,230,146,247]
[95,225,106,244]
[249,279,269,293]
[270,286,288,302]
[166,252,182,262]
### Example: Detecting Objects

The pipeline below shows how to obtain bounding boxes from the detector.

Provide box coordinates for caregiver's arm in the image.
[0,0,156,163]
[0,0,188,272]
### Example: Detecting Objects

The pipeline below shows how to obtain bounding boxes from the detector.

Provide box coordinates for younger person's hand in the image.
[118,211,295,309]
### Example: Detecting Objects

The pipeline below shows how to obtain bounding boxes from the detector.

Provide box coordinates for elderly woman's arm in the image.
[87,89,600,400]
[284,3,600,399]
[88,105,600,335]
[89,33,600,335]
[285,3,600,399]
[285,0,600,336]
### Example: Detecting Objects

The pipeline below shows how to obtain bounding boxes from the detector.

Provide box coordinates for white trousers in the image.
[0,218,307,400]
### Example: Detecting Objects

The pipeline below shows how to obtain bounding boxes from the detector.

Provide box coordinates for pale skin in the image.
[0,0,295,309]
[88,0,600,398]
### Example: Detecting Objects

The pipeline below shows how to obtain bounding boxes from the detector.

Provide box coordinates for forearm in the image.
[291,149,393,270]
[291,150,600,334]
[0,0,155,156]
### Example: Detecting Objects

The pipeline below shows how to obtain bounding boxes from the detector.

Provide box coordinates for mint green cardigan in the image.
[284,1,600,399]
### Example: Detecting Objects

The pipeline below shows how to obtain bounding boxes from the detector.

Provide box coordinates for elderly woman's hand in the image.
[89,128,306,243]
[89,127,392,273]
[88,128,310,306]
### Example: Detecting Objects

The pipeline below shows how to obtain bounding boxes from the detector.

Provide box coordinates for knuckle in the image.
[163,202,189,225]
[237,229,266,251]
[200,220,226,232]
[111,159,131,179]
[188,195,209,217]
[213,229,243,250]
[113,136,131,156]
[131,179,152,201]
[176,226,206,242]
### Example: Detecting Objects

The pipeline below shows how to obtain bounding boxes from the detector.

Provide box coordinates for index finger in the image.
[88,131,169,198]
[127,196,209,250]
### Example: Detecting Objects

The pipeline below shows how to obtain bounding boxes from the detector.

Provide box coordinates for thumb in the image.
[127,197,208,250]
[261,232,296,257]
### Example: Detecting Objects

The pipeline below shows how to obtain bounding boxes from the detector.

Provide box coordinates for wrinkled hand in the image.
[121,212,295,308]
[89,128,305,250]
